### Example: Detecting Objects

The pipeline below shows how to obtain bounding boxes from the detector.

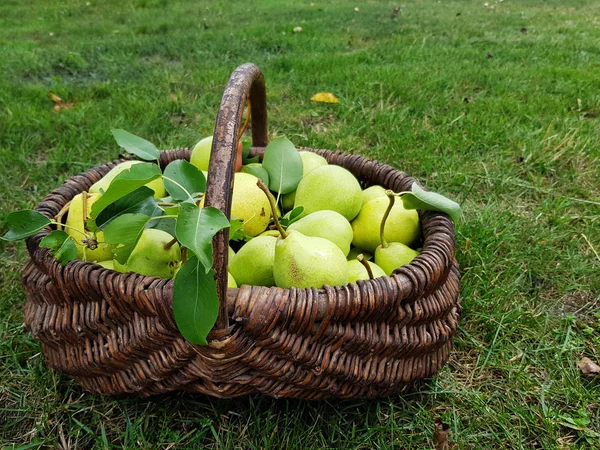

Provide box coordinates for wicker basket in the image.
[22,63,461,399]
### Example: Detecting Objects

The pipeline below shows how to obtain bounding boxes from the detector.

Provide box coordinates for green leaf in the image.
[401,183,462,223]
[241,141,259,165]
[173,256,219,345]
[279,206,304,227]
[111,129,160,161]
[1,210,51,241]
[90,163,162,220]
[91,186,159,231]
[228,218,246,241]
[262,137,303,195]
[175,203,230,273]
[241,164,270,186]
[40,230,78,266]
[163,160,207,201]
[103,213,151,264]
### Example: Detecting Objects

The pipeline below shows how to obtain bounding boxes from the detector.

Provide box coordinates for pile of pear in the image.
[63,137,422,289]
[228,151,422,290]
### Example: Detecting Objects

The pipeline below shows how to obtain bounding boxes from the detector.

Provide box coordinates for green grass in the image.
[1,0,599,448]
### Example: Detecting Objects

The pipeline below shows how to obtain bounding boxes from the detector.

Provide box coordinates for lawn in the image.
[1,0,599,448]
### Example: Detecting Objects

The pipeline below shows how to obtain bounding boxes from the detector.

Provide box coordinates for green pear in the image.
[189,136,213,171]
[372,192,419,275]
[66,192,115,262]
[97,260,115,270]
[228,246,235,261]
[361,185,386,206]
[346,246,372,261]
[347,259,386,283]
[228,272,238,288]
[89,161,166,199]
[229,235,277,287]
[281,190,296,212]
[299,151,328,175]
[274,230,348,289]
[114,228,181,278]
[375,242,419,275]
[294,165,362,221]
[287,210,353,256]
[351,196,420,253]
[280,152,327,212]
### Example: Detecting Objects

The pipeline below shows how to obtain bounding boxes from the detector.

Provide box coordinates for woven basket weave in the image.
[21,63,461,399]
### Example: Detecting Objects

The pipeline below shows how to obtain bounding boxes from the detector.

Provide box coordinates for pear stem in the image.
[380,190,395,249]
[81,191,89,232]
[257,179,287,239]
[54,200,72,231]
[237,98,251,142]
[357,254,375,280]
[163,237,178,251]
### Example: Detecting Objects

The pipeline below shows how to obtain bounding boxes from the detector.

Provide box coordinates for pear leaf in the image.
[103,213,151,264]
[175,203,230,273]
[228,218,246,241]
[111,129,160,161]
[261,137,303,195]
[241,164,269,186]
[91,186,159,231]
[1,210,51,241]
[39,230,78,265]
[401,183,462,223]
[90,163,162,220]
[173,255,219,345]
[241,141,259,165]
[279,206,304,227]
[163,159,206,201]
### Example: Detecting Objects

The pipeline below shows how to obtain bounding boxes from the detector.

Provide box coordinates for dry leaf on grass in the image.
[49,92,76,112]
[577,357,600,376]
[310,92,339,103]
[433,418,450,450]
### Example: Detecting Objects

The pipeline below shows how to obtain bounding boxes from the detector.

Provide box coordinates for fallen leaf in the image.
[354,7,359,12]
[293,26,303,33]
[311,92,339,103]
[433,419,450,450]
[49,92,76,112]
[578,357,600,376]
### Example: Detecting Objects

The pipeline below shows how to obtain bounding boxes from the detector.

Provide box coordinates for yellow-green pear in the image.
[228,272,238,288]
[361,185,386,206]
[189,136,213,172]
[114,228,181,278]
[230,172,273,236]
[260,229,281,238]
[351,196,420,253]
[89,161,166,199]
[287,210,353,256]
[294,165,362,221]
[65,192,115,262]
[200,172,272,237]
[273,230,348,289]
[375,242,419,275]
[229,235,277,287]
[228,246,235,261]
[347,259,386,283]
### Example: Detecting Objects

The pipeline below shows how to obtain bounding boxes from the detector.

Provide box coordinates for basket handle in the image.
[204,63,268,330]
